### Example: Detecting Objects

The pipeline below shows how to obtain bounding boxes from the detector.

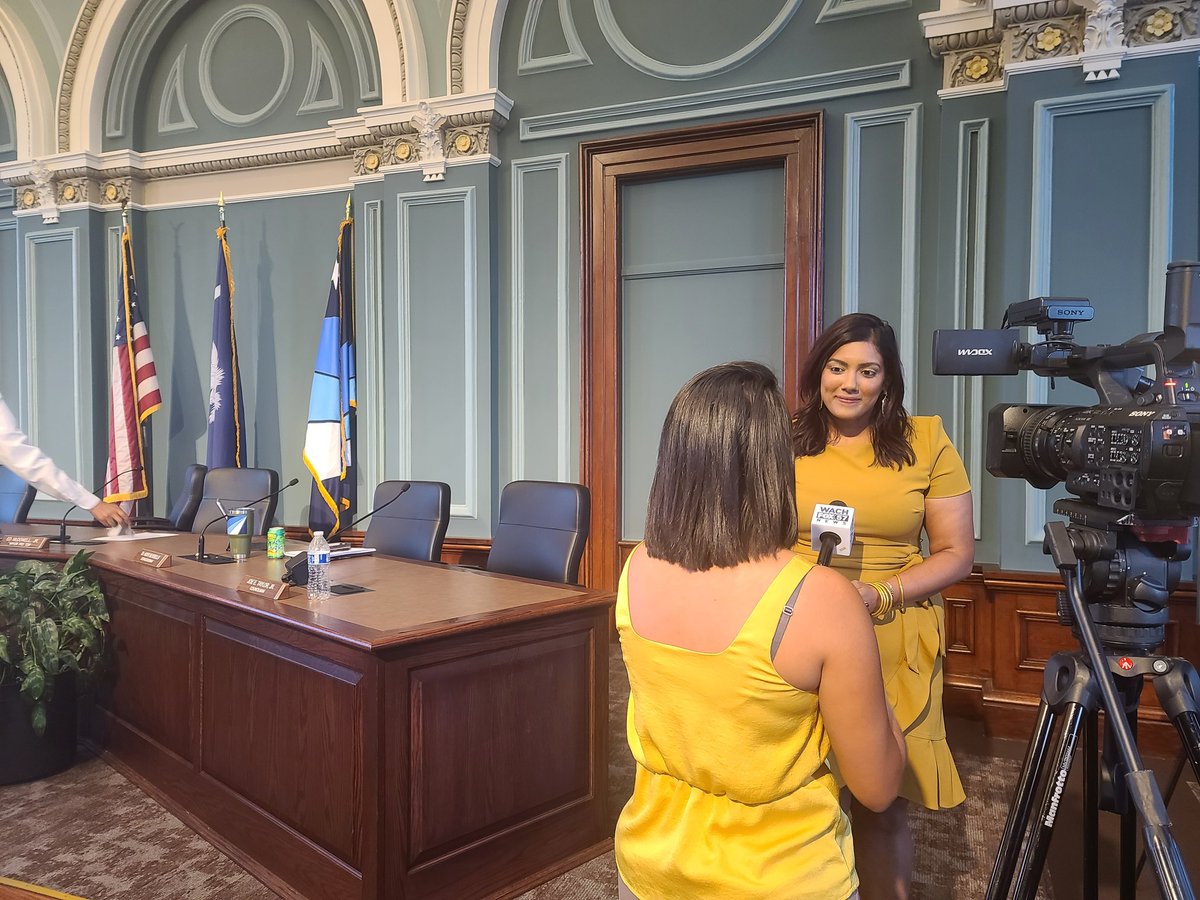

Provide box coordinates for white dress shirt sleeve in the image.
[0,395,100,510]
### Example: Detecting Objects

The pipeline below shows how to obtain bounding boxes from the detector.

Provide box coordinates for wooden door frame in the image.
[579,113,825,591]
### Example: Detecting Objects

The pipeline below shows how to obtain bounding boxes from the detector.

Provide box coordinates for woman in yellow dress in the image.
[792,314,975,900]
[616,361,907,899]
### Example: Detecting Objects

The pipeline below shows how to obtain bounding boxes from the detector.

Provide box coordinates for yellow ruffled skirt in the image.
[874,597,965,810]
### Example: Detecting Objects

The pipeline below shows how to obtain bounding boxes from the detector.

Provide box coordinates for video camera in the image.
[934,261,1200,519]
[933,261,1200,649]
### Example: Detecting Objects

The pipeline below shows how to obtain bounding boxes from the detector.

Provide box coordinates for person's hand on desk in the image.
[89,500,131,529]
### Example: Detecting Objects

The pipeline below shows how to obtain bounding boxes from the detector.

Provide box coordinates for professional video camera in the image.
[933,261,1200,900]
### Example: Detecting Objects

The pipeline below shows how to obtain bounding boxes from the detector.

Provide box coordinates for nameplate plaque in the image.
[237,576,289,601]
[136,549,173,568]
[0,534,50,550]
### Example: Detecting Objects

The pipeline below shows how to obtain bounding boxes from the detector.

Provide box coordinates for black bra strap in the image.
[769,572,809,660]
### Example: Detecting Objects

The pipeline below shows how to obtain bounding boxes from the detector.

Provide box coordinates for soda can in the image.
[267,526,287,559]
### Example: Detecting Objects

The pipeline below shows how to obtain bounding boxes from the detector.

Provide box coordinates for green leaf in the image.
[31,701,46,736]
[20,664,44,701]
[14,560,55,579]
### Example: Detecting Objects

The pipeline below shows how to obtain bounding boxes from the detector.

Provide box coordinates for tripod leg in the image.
[987,699,1059,900]
[1112,675,1142,900]
[1084,709,1098,900]
[1013,701,1088,900]
[1152,659,1200,784]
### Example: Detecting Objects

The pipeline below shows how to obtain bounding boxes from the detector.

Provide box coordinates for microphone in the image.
[49,465,143,544]
[186,477,299,564]
[811,500,855,567]
[284,482,411,586]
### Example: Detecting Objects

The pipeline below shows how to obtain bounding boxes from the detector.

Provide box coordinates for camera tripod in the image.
[986,518,1200,900]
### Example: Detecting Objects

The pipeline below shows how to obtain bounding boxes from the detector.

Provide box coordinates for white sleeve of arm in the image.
[0,399,100,510]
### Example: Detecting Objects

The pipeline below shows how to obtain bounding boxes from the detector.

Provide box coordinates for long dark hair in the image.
[791,313,915,468]
[644,361,798,571]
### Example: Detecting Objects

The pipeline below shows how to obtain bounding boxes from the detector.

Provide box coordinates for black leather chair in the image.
[192,467,279,535]
[133,463,207,531]
[485,480,590,585]
[0,466,35,524]
[362,480,451,562]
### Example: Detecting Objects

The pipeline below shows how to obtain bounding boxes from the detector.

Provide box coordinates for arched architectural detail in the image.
[0,7,55,158]
[59,0,420,155]
[460,0,509,95]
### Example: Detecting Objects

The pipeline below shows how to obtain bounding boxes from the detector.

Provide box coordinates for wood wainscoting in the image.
[943,569,1199,756]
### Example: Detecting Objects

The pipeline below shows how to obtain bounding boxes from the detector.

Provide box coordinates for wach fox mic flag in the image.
[302,215,357,533]
[105,220,162,504]
[206,224,246,469]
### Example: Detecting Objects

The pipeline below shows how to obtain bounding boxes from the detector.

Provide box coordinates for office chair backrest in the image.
[167,464,207,531]
[192,467,279,535]
[0,466,36,525]
[485,480,590,585]
[362,480,451,562]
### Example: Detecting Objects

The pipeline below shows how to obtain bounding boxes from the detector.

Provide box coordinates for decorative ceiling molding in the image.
[0,3,54,158]
[157,47,197,134]
[518,0,592,75]
[198,5,295,127]
[450,0,473,94]
[593,0,804,80]
[816,0,911,23]
[59,0,405,156]
[921,0,1200,95]
[299,23,344,114]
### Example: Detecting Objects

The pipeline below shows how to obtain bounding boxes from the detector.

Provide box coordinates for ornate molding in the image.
[922,0,1200,93]
[450,0,471,95]
[58,0,102,153]
[411,101,447,181]
[27,160,60,222]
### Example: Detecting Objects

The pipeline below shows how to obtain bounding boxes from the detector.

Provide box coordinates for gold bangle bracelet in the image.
[894,576,906,612]
[872,582,893,619]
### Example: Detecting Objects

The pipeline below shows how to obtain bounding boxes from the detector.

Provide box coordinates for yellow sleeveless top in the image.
[614,554,857,900]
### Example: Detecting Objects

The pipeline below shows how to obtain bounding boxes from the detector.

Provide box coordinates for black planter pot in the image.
[0,673,77,786]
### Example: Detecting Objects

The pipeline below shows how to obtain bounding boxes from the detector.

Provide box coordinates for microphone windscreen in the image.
[810,502,856,557]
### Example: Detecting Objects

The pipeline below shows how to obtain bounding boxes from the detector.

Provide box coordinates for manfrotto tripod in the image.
[986,507,1200,900]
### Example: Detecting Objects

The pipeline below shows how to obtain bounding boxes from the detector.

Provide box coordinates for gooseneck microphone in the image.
[187,477,300,564]
[284,482,411,586]
[811,500,856,567]
[49,465,143,544]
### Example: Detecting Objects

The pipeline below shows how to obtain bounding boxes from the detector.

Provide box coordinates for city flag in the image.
[302,215,356,533]
[206,224,246,468]
[104,221,162,503]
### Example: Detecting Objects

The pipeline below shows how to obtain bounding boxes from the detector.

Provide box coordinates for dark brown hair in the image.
[644,361,798,571]
[791,313,915,468]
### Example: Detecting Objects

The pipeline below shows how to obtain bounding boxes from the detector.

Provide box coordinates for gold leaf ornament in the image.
[965,56,990,80]
[1035,25,1064,52]
[362,150,381,172]
[1145,9,1174,36]
[454,132,473,153]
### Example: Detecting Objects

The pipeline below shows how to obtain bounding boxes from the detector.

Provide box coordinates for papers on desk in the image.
[283,547,377,560]
[92,531,179,542]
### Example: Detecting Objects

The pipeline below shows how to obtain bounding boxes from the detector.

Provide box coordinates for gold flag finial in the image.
[218,191,225,225]
[345,193,352,219]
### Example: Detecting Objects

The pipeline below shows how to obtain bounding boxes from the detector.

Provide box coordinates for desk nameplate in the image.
[237,575,289,601]
[0,534,50,550]
[136,548,173,568]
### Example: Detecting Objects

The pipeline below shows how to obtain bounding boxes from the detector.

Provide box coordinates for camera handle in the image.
[986,522,1195,900]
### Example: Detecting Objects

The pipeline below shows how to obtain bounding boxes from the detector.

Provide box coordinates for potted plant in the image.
[0,550,109,785]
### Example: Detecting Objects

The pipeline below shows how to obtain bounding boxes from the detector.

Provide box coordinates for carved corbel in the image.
[28,161,60,224]
[411,101,446,182]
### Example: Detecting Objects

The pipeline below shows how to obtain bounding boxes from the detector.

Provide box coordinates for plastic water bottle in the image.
[307,531,331,602]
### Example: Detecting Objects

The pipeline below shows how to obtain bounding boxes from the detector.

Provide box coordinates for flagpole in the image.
[219,191,225,226]
[345,193,352,221]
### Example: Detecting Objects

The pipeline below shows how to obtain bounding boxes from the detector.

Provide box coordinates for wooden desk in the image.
[0,529,614,900]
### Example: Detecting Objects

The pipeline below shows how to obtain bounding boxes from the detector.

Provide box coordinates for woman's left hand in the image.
[850,580,879,615]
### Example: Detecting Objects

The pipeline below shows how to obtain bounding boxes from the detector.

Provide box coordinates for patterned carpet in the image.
[0,644,1050,900]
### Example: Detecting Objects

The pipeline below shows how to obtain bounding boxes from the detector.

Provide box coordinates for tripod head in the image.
[1048,499,1192,654]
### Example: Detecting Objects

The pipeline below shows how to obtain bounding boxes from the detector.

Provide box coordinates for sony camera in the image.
[933,261,1200,521]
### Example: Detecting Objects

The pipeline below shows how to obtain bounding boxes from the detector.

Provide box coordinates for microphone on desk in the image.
[185,477,300,564]
[283,482,411,586]
[811,500,855,567]
[49,466,143,544]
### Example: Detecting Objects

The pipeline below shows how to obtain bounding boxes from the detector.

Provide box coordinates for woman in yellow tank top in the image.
[615,361,907,899]
[792,314,975,900]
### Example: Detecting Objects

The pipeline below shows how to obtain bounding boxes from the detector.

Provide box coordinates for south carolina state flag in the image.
[206,225,246,469]
[302,216,356,533]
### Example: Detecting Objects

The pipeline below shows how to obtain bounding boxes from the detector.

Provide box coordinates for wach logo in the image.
[957,348,994,356]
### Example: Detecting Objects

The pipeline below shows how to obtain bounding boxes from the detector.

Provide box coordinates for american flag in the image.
[105,222,162,503]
